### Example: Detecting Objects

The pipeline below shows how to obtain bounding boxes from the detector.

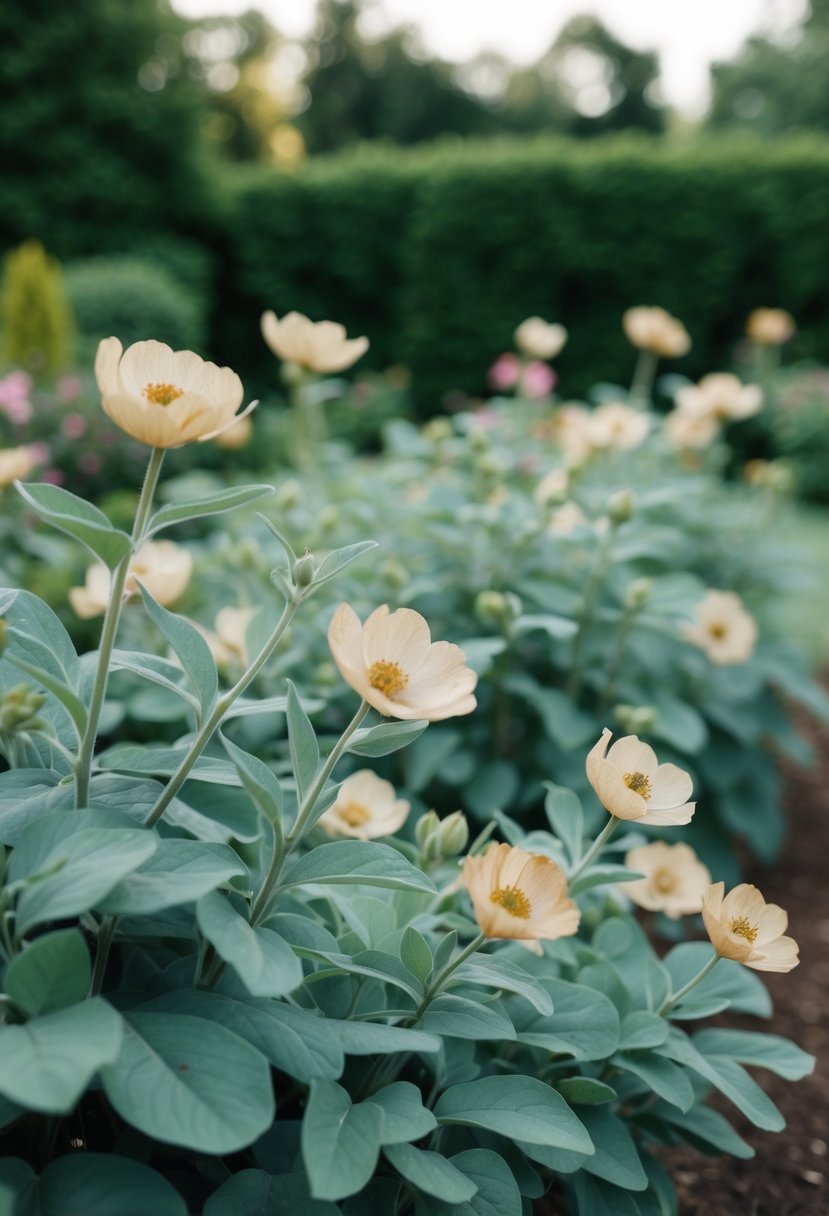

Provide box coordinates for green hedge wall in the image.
[218,136,829,408]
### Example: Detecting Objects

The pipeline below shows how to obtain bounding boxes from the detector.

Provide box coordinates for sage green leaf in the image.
[0,770,68,845]
[111,649,199,709]
[13,1153,188,1216]
[613,1052,694,1111]
[143,989,344,1081]
[15,481,131,566]
[385,1143,476,1203]
[692,1028,814,1081]
[204,1169,339,1216]
[12,826,158,936]
[555,1078,616,1106]
[453,956,553,1015]
[4,929,91,1017]
[98,745,240,784]
[3,639,87,738]
[220,733,284,825]
[0,998,122,1113]
[282,841,435,893]
[147,484,274,536]
[511,978,619,1061]
[286,680,319,800]
[419,994,516,1041]
[663,942,772,1017]
[0,1095,23,1128]
[576,1108,649,1190]
[365,1082,438,1145]
[301,1080,384,1201]
[400,927,433,984]
[619,1012,669,1051]
[302,946,423,1002]
[651,1101,754,1159]
[570,1174,647,1216]
[327,1020,441,1056]
[96,840,246,915]
[543,782,584,865]
[197,891,302,997]
[100,1011,274,1152]
[660,1029,784,1131]
[569,864,645,897]
[312,540,379,587]
[138,584,218,712]
[447,1148,523,1216]
[435,1076,592,1154]
[348,719,429,758]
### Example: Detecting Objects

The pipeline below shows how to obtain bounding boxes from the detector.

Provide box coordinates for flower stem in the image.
[248,699,371,927]
[598,604,637,712]
[657,950,720,1017]
[143,597,299,829]
[408,932,487,1025]
[566,525,614,701]
[88,915,117,997]
[568,815,618,884]
[75,447,165,807]
[629,349,658,409]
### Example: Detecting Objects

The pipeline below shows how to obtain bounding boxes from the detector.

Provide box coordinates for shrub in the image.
[0,239,73,372]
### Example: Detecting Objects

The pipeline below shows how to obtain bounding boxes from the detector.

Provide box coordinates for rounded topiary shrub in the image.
[64,256,205,356]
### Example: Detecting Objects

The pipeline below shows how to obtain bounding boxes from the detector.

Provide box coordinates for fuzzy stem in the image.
[657,951,721,1016]
[568,815,618,884]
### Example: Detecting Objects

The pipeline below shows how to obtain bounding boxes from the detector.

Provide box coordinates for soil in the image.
[538,695,829,1216]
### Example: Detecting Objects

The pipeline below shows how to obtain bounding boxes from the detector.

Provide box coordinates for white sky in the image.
[171,0,807,114]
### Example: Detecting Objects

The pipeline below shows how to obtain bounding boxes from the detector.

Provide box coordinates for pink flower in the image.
[520,361,557,399]
[27,442,50,465]
[57,375,83,402]
[61,413,88,439]
[0,371,32,404]
[488,353,521,391]
[79,453,103,475]
[43,468,65,486]
[3,397,32,426]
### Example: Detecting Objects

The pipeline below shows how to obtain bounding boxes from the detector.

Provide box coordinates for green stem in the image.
[657,951,720,1017]
[143,597,299,829]
[568,815,618,884]
[629,349,658,409]
[408,932,487,1025]
[75,447,165,807]
[566,526,614,700]
[598,605,637,712]
[88,915,117,997]
[249,699,370,927]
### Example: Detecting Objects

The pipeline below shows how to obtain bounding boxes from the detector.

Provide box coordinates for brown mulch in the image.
[538,696,829,1216]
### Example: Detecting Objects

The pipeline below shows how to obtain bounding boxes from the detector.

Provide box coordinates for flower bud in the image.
[624,578,652,610]
[380,559,409,590]
[422,418,452,443]
[0,683,46,734]
[280,360,307,388]
[475,590,522,630]
[607,489,634,525]
[293,551,316,588]
[475,452,501,478]
[415,810,441,852]
[439,810,469,857]
[318,505,339,534]
[613,703,657,735]
[275,479,302,510]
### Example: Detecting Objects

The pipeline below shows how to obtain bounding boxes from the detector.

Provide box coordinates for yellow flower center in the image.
[490,885,531,919]
[652,866,676,894]
[731,916,758,943]
[338,801,371,828]
[368,659,408,699]
[144,382,184,406]
[708,622,728,640]
[623,770,652,800]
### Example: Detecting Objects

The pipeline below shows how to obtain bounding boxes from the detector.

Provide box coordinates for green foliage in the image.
[222,137,829,406]
[0,240,72,372]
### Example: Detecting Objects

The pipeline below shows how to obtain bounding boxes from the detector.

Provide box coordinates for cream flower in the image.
[514,317,568,360]
[215,414,253,450]
[548,501,588,536]
[586,729,695,825]
[624,842,711,918]
[549,404,594,464]
[746,308,796,346]
[95,338,254,450]
[534,467,569,506]
[198,607,257,669]
[261,310,368,374]
[588,402,650,451]
[318,769,410,840]
[462,843,580,942]
[682,590,758,665]
[69,540,193,619]
[328,604,477,721]
[701,882,799,972]
[664,407,720,451]
[623,307,691,358]
[0,446,35,487]
[675,374,762,423]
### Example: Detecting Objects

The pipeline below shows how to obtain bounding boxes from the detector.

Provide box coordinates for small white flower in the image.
[261,311,368,374]
[318,769,410,840]
[586,729,695,826]
[514,317,568,360]
[682,590,758,665]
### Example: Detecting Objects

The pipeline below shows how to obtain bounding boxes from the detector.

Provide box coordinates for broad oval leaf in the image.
[197,891,302,998]
[434,1075,592,1155]
[281,841,435,894]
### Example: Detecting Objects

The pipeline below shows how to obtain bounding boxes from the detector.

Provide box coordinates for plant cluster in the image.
[0,323,815,1215]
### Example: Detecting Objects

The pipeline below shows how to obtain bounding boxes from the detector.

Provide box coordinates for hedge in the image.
[217,135,829,409]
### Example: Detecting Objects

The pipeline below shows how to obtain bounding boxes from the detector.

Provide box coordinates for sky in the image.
[171,0,807,114]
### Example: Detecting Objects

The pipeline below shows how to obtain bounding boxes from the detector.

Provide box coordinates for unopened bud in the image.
[613,703,657,735]
[422,418,452,443]
[275,479,302,510]
[0,683,47,734]
[415,810,442,863]
[468,429,490,453]
[475,590,522,629]
[380,559,409,590]
[624,578,652,610]
[318,506,339,534]
[607,489,634,525]
[439,811,469,857]
[475,452,501,478]
[293,551,316,588]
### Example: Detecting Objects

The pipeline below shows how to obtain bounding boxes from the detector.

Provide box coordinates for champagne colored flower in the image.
[534,467,569,506]
[0,446,35,487]
[682,590,758,665]
[198,607,257,669]
[328,603,477,721]
[462,843,580,942]
[514,317,568,360]
[701,882,799,971]
[215,413,253,450]
[588,402,650,451]
[586,729,695,825]
[624,842,711,918]
[675,373,762,423]
[69,541,193,619]
[548,404,594,464]
[318,769,410,840]
[548,501,588,536]
[95,338,254,449]
[664,407,720,451]
[623,307,691,358]
[746,308,796,346]
[261,310,368,374]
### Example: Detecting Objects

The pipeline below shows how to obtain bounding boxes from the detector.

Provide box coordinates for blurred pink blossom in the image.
[470,406,501,430]
[61,413,88,439]
[42,468,65,485]
[79,453,103,475]
[0,370,33,424]
[520,361,557,399]
[27,442,50,465]
[57,376,83,402]
[3,396,32,426]
[488,353,521,391]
